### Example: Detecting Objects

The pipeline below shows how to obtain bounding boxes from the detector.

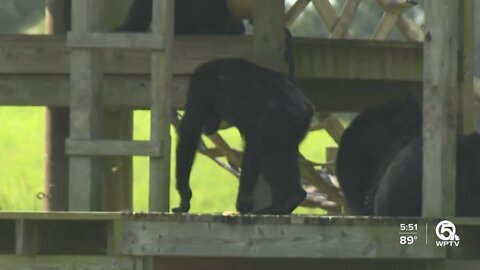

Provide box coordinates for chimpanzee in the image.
[173,58,314,214]
[374,132,480,217]
[336,95,422,215]
[115,0,245,34]
[115,0,296,79]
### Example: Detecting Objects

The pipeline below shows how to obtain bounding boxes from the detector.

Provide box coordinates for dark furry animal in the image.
[375,132,480,217]
[116,0,296,79]
[173,58,314,214]
[115,0,245,34]
[336,95,422,215]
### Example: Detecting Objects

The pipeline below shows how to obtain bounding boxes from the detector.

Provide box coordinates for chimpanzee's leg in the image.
[236,141,261,214]
[250,106,310,215]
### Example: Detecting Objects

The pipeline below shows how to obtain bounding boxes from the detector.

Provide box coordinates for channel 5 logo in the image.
[435,220,460,247]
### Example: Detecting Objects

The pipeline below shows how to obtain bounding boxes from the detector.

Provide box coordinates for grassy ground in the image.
[0,107,336,214]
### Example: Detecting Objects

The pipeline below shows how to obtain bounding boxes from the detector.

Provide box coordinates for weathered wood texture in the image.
[101,110,134,212]
[149,0,174,213]
[252,0,285,71]
[422,0,459,217]
[458,0,475,133]
[0,36,422,112]
[67,0,103,211]
[44,0,70,212]
[1,213,480,260]
[66,139,162,157]
[0,255,479,270]
[0,256,136,270]
[67,33,164,50]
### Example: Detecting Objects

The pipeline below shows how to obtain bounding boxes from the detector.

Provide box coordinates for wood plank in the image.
[422,0,459,217]
[67,32,164,50]
[0,35,420,80]
[68,0,103,211]
[66,139,162,157]
[252,0,285,71]
[149,0,174,213]
[457,0,475,133]
[0,75,419,112]
[44,0,70,212]
[0,256,135,270]
[101,110,133,212]
[114,217,443,259]
[0,213,480,259]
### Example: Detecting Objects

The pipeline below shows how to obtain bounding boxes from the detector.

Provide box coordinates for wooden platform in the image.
[0,35,422,112]
[0,212,479,269]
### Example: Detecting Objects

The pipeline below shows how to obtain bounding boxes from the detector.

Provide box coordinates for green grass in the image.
[0,107,336,214]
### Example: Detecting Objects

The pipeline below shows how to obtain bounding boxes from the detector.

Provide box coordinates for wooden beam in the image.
[285,0,311,28]
[149,0,174,213]
[67,32,164,50]
[68,0,103,211]
[0,256,136,270]
[457,0,475,133]
[329,0,361,38]
[66,139,162,157]
[422,0,459,217]
[0,75,420,112]
[0,36,421,80]
[252,0,285,71]
[113,216,444,259]
[44,0,70,212]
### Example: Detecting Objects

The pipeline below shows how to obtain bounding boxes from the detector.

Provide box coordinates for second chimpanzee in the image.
[336,95,422,215]
[173,58,314,214]
[374,132,480,217]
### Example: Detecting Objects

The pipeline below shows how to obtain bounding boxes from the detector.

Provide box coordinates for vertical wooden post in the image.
[44,0,70,211]
[98,1,134,212]
[149,0,174,212]
[458,0,475,134]
[422,0,459,217]
[252,0,285,71]
[68,0,103,211]
[101,111,133,211]
[251,0,285,211]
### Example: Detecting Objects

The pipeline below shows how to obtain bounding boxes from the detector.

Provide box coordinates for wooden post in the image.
[252,0,285,72]
[98,1,134,212]
[251,0,285,211]
[422,0,459,217]
[101,110,133,211]
[149,0,174,212]
[44,0,70,211]
[458,0,475,134]
[68,0,103,211]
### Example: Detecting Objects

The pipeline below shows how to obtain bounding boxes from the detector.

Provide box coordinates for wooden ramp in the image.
[0,35,422,112]
[0,212,479,269]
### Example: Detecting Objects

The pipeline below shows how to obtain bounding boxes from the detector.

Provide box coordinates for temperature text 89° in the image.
[400,235,418,245]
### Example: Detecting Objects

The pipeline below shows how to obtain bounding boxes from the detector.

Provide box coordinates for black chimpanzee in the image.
[116,0,296,79]
[335,95,422,215]
[115,0,245,34]
[173,58,314,214]
[374,132,480,217]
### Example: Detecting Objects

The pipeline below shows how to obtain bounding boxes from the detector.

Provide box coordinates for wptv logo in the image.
[435,220,460,247]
